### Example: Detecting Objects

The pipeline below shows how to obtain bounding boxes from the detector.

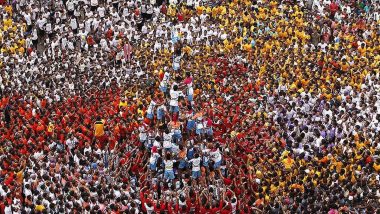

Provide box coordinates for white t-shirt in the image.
[45,23,52,32]
[164,160,175,170]
[23,13,32,25]
[170,89,184,106]
[91,0,98,6]
[189,157,201,171]
[97,7,106,18]
[70,18,78,29]
[160,72,170,87]
[163,132,172,144]
[67,0,75,11]
[210,150,222,162]
[4,206,12,214]
[66,138,77,150]
[138,125,147,141]
[149,153,160,164]
[147,100,156,114]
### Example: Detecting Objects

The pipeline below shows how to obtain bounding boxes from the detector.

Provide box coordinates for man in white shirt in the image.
[169,84,184,115]
[160,72,170,94]
[146,99,157,121]
[210,147,222,169]
[149,147,160,171]
[163,154,176,180]
[97,5,106,18]
[66,134,78,155]
[91,0,99,11]
[189,153,201,179]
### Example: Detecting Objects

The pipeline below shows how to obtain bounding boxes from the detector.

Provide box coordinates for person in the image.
[0,0,380,213]
[94,117,105,138]
[163,153,176,181]
[169,84,184,116]
[3,103,11,127]
[186,106,196,135]
[149,146,160,171]
[189,153,201,179]
[94,116,107,148]
[159,71,170,95]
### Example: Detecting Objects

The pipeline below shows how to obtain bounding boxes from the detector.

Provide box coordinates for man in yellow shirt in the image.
[35,201,45,212]
[282,154,295,170]
[94,116,105,138]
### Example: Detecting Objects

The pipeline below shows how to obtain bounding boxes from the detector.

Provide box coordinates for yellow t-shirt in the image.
[119,101,128,108]
[4,19,12,27]
[5,5,13,14]
[94,120,105,137]
[373,163,380,172]
[283,157,294,169]
[35,205,45,212]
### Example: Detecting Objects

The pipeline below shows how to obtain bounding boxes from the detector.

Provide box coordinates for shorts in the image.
[157,109,165,120]
[186,120,195,130]
[192,170,201,179]
[214,160,222,169]
[173,130,181,139]
[147,113,154,119]
[150,162,157,171]
[160,86,167,93]
[170,106,179,113]
[196,128,204,135]
[164,170,175,180]
[96,135,108,144]
[173,63,180,71]
[187,94,193,102]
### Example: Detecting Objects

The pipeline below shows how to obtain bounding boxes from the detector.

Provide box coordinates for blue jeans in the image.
[173,63,180,71]
[173,130,182,144]
[196,128,204,135]
[147,113,154,119]
[150,162,157,171]
[192,170,201,179]
[157,109,165,120]
[214,160,222,169]
[160,86,167,93]
[170,106,179,113]
[187,120,195,130]
[164,170,175,180]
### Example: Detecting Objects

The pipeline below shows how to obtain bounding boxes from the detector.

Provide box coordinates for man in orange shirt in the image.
[94,116,107,149]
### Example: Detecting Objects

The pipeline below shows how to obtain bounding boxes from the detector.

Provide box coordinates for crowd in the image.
[1,0,380,213]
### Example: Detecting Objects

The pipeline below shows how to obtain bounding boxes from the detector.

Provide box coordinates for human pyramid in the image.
[0,0,380,213]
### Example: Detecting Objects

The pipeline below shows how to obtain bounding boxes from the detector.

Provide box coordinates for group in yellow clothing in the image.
[0,4,27,67]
